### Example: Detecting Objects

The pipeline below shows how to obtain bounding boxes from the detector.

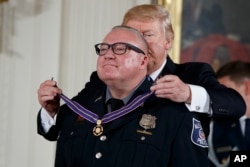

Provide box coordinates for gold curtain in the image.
[157,0,182,63]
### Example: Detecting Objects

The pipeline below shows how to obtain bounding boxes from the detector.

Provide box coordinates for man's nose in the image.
[104,48,116,58]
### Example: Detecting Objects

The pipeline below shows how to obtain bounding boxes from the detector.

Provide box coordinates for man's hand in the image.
[37,79,62,117]
[150,75,191,103]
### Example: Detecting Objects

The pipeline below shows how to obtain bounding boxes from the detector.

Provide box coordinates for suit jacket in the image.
[208,120,246,167]
[38,77,209,167]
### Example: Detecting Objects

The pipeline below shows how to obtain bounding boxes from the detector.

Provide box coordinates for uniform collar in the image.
[105,77,150,105]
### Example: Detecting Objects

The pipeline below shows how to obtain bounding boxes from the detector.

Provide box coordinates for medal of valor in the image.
[137,114,157,135]
[93,120,103,136]
[60,92,153,137]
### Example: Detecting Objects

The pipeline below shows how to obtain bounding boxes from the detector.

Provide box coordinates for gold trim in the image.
[157,0,183,63]
[0,0,8,3]
[137,130,152,135]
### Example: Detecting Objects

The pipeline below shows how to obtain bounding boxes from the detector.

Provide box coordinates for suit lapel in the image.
[161,56,177,75]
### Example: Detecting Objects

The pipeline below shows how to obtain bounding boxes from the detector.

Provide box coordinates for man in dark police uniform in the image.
[37,26,209,166]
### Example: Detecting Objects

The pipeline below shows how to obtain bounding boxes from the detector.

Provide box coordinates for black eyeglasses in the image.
[94,42,145,56]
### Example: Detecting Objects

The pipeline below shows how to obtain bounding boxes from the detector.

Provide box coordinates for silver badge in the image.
[137,114,157,135]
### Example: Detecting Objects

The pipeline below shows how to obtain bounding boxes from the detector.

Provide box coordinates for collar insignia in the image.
[94,96,102,103]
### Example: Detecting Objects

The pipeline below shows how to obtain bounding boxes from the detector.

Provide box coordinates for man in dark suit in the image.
[208,61,250,167]
[121,4,245,137]
[37,25,209,166]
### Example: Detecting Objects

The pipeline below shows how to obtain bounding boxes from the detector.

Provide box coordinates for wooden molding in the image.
[157,0,183,63]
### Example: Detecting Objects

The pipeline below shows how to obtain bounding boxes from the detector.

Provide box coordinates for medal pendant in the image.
[93,120,103,136]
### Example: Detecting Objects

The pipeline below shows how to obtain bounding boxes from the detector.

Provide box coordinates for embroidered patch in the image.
[191,118,208,148]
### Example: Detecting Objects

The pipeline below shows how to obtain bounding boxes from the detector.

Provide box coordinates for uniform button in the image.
[100,135,107,141]
[141,136,146,141]
[70,131,74,135]
[95,152,102,159]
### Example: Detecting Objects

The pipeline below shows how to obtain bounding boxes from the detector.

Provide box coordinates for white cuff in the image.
[185,84,212,115]
[40,108,57,133]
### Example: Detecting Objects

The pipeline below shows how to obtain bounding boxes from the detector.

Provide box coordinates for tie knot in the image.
[108,98,124,111]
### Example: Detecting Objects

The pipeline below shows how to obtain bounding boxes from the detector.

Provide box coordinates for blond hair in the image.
[122,4,174,40]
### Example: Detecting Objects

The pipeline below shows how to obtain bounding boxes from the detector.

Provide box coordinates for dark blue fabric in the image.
[245,118,250,150]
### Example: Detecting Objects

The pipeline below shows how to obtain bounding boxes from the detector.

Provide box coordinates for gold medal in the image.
[93,125,103,136]
[93,120,103,136]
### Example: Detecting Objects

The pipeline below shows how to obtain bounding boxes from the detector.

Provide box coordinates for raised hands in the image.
[150,75,191,103]
[37,79,62,117]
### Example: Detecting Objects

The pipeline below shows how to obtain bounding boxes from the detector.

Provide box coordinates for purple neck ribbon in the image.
[59,91,153,125]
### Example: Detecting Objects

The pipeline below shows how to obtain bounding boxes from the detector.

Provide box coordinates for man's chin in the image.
[100,74,116,81]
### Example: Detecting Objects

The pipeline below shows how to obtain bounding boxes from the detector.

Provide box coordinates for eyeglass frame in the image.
[94,42,146,56]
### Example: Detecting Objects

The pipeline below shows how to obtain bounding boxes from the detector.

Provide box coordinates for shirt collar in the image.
[150,58,167,81]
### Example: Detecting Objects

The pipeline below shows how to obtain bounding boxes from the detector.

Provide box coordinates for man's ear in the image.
[164,34,173,50]
[140,55,148,69]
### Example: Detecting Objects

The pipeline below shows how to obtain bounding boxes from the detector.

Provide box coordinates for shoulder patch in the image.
[191,118,208,148]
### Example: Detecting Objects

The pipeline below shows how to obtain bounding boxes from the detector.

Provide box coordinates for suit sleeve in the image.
[182,63,246,120]
[200,64,246,120]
